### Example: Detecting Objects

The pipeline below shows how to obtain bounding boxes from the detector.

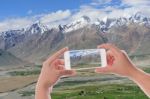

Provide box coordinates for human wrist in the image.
[36,76,53,90]
[36,80,53,89]
[36,81,53,93]
[127,65,141,81]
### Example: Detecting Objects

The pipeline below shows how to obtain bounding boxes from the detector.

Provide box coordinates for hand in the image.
[95,44,137,78]
[95,43,150,98]
[37,47,76,89]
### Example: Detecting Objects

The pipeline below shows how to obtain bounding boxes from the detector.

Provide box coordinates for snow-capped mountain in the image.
[0,21,48,37]
[1,29,25,39]
[0,12,150,37]
[0,22,49,50]
[25,21,48,34]
[93,12,150,32]
[57,12,150,33]
[0,12,150,50]
[129,12,150,25]
[59,15,91,33]
[0,12,150,64]
[0,29,26,49]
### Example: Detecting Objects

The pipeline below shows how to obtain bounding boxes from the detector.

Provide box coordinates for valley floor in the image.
[0,63,149,99]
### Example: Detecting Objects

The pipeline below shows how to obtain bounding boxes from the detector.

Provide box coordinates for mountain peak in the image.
[26,21,48,34]
[0,12,150,35]
[134,12,144,17]
[60,16,91,33]
[102,16,108,23]
[82,15,91,23]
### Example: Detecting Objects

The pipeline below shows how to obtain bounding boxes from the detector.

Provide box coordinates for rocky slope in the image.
[0,49,24,68]
[0,12,149,65]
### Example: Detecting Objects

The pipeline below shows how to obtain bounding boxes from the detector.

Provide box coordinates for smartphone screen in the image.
[64,49,107,70]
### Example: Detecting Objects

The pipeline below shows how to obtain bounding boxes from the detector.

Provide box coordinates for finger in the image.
[107,54,111,65]
[97,43,120,56]
[52,59,64,66]
[46,47,68,64]
[57,65,65,70]
[95,67,113,74]
[51,59,65,70]
[59,70,76,76]
[106,50,116,65]
[107,49,115,58]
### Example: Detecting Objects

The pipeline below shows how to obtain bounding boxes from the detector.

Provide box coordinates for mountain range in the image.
[0,12,150,67]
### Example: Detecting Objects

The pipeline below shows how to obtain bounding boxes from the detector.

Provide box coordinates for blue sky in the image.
[0,0,122,20]
[0,0,92,20]
[0,0,150,32]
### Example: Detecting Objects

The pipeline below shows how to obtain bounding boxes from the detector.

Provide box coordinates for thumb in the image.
[59,70,76,77]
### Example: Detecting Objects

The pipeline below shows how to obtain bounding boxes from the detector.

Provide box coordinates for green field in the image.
[5,65,150,99]
[51,67,150,99]
[18,83,149,99]
[51,84,149,99]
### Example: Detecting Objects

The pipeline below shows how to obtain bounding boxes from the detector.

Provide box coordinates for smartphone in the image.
[64,49,107,70]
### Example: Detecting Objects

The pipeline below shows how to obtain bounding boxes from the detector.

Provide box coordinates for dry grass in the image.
[0,75,38,93]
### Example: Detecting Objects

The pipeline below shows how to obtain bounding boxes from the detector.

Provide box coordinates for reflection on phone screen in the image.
[69,49,101,70]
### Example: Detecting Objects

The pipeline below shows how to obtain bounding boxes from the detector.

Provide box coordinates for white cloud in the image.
[77,0,150,20]
[71,5,130,22]
[40,10,71,25]
[122,0,150,6]
[120,0,150,16]
[0,0,150,32]
[91,0,112,6]
[71,5,106,22]
[0,10,71,32]
[0,18,33,32]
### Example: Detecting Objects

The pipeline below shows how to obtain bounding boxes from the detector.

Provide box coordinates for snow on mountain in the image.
[0,12,150,36]
[0,29,26,49]
[25,21,48,34]
[59,15,91,33]
[0,21,48,37]
[1,29,25,39]
[93,12,150,32]
[0,21,49,49]
[0,12,150,61]
[95,17,116,32]
[115,17,128,26]
[129,12,150,25]
[61,12,150,33]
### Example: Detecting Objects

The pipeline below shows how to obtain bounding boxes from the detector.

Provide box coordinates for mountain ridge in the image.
[0,12,150,65]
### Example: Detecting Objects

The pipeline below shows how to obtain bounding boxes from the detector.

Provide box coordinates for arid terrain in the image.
[0,57,150,99]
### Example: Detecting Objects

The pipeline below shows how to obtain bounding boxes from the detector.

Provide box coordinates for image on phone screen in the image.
[64,49,107,70]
